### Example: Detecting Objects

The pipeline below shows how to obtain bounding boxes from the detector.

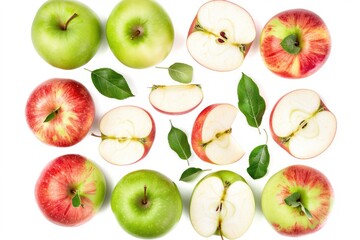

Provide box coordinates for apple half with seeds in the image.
[149,84,203,115]
[191,103,245,164]
[190,170,255,239]
[187,0,256,71]
[270,89,336,159]
[94,105,155,165]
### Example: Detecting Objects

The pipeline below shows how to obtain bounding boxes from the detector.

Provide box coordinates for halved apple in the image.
[270,89,337,159]
[190,170,255,239]
[95,105,156,165]
[149,84,203,115]
[191,103,245,165]
[187,0,256,72]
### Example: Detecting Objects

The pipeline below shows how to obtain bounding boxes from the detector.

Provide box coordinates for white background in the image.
[1,0,359,239]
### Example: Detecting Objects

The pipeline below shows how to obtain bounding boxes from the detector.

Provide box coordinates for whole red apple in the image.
[25,78,95,147]
[261,165,334,236]
[35,154,106,226]
[260,9,331,78]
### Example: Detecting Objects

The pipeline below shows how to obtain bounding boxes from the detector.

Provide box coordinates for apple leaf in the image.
[87,68,134,100]
[43,106,60,123]
[281,34,301,54]
[179,167,210,182]
[285,192,313,220]
[157,62,193,83]
[72,191,82,208]
[237,73,266,133]
[247,144,270,179]
[168,120,191,165]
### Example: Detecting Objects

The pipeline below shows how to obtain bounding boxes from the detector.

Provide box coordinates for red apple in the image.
[187,0,256,72]
[191,103,245,165]
[269,89,337,159]
[94,105,156,165]
[262,165,334,236]
[35,154,106,226]
[25,78,95,147]
[260,9,331,78]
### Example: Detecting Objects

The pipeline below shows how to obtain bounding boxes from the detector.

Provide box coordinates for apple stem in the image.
[218,221,224,240]
[62,13,78,31]
[131,26,144,40]
[142,185,148,205]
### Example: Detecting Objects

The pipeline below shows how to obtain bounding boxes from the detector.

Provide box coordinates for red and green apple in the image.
[25,78,95,147]
[261,165,334,236]
[260,9,331,78]
[35,154,106,226]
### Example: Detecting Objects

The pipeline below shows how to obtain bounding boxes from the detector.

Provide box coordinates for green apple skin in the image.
[106,0,174,68]
[111,169,182,238]
[31,0,102,69]
[261,165,334,236]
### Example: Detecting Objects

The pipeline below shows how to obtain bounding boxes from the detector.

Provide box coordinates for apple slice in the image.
[149,84,203,115]
[192,103,245,165]
[270,89,337,159]
[187,0,256,72]
[190,170,255,239]
[95,105,155,165]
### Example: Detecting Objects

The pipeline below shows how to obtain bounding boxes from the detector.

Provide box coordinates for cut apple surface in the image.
[192,103,244,164]
[149,84,203,115]
[270,89,336,159]
[96,105,155,165]
[190,170,255,239]
[187,0,256,72]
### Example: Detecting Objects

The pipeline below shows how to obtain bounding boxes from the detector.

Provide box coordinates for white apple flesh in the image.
[270,89,336,159]
[187,0,256,72]
[192,104,245,165]
[190,170,255,239]
[149,84,203,114]
[96,106,155,165]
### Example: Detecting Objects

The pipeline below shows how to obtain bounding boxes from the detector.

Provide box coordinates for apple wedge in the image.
[192,103,245,165]
[190,170,255,239]
[187,0,256,71]
[95,105,155,165]
[149,84,203,115]
[270,89,337,159]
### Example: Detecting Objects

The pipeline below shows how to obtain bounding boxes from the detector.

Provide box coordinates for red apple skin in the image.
[35,154,106,226]
[262,165,333,236]
[260,9,331,78]
[269,89,333,159]
[191,103,224,163]
[135,107,156,162]
[26,78,95,147]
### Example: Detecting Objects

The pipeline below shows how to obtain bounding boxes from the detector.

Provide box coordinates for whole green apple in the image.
[106,0,174,68]
[111,169,182,238]
[31,0,102,69]
[261,165,334,236]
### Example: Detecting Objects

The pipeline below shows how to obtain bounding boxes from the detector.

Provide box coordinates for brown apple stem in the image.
[91,133,102,138]
[218,221,224,240]
[62,13,78,30]
[142,185,148,205]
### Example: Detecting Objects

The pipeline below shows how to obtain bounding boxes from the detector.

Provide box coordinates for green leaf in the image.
[179,167,209,182]
[72,191,82,208]
[281,34,301,54]
[247,144,270,179]
[88,68,134,100]
[157,62,193,83]
[168,120,191,165]
[285,192,313,220]
[237,73,266,132]
[43,106,61,123]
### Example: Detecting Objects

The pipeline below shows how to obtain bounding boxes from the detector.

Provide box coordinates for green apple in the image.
[106,0,174,68]
[31,0,102,69]
[111,169,182,238]
[190,170,255,239]
[261,165,334,236]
